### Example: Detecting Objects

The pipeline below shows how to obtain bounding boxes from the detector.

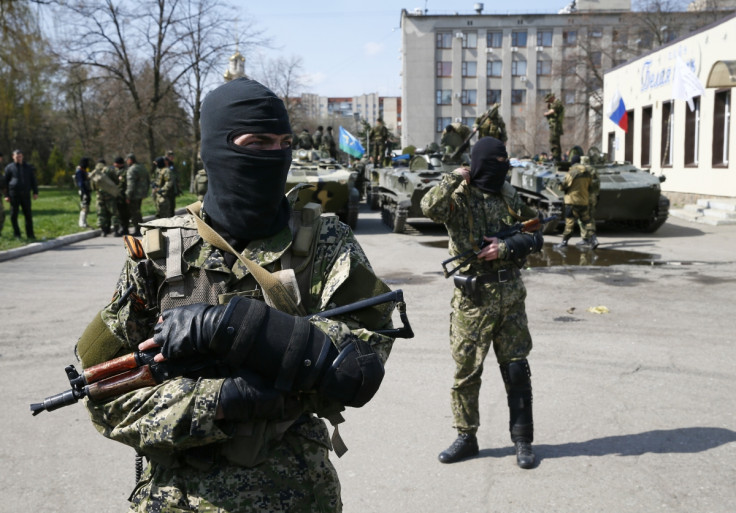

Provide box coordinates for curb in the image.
[0,209,188,263]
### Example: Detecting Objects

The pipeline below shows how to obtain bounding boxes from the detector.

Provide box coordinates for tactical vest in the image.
[136,201,338,468]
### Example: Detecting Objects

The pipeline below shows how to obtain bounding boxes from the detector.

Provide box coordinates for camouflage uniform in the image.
[560,162,595,243]
[440,126,465,164]
[77,195,394,512]
[297,130,314,150]
[90,162,120,234]
[369,122,389,167]
[544,96,565,162]
[126,161,150,234]
[421,173,538,438]
[116,165,130,235]
[321,128,337,160]
[474,104,508,143]
[195,169,208,202]
[312,127,323,149]
[152,166,174,218]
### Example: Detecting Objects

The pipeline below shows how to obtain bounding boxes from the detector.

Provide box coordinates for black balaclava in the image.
[469,136,510,194]
[200,77,292,245]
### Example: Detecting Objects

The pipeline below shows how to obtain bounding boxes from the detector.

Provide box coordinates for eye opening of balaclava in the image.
[200,77,293,246]
[469,136,510,194]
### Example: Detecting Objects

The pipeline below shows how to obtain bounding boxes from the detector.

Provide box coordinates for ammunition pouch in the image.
[453,274,480,304]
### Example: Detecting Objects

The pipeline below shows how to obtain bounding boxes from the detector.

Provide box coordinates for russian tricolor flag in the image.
[608,90,628,132]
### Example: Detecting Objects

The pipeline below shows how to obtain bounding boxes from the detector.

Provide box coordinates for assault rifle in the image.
[30,289,413,416]
[441,216,556,278]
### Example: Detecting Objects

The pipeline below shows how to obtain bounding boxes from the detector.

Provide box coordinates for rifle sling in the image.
[186,202,305,316]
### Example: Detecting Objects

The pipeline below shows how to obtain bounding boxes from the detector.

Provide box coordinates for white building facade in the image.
[603,13,736,199]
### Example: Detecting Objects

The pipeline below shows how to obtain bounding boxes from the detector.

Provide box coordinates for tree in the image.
[175,0,269,191]
[254,55,307,127]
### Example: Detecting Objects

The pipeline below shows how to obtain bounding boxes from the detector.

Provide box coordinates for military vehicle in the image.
[286,150,360,229]
[366,149,456,233]
[509,147,669,234]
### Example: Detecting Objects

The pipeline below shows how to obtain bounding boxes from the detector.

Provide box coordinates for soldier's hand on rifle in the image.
[477,237,500,261]
[218,369,290,421]
[145,303,225,361]
[454,167,471,184]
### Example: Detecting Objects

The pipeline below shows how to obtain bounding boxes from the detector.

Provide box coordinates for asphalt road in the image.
[1,206,735,513]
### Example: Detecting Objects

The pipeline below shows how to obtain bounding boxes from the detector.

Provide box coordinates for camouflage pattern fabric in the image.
[545,99,565,162]
[475,105,507,143]
[80,200,394,512]
[562,164,595,239]
[421,173,538,435]
[116,166,130,233]
[195,169,208,202]
[152,167,173,218]
[127,163,150,201]
[370,124,389,167]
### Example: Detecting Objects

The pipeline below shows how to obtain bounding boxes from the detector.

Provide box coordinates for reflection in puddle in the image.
[527,243,659,267]
[420,240,663,267]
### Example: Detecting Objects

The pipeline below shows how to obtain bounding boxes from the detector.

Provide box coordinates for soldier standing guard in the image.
[421,137,543,469]
[544,93,565,162]
[370,117,389,167]
[89,159,121,236]
[74,77,396,512]
[555,154,598,249]
[124,153,149,237]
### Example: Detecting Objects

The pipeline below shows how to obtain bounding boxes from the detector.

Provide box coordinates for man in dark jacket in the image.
[4,149,38,239]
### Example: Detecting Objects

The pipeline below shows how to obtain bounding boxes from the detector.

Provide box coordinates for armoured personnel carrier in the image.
[509,147,669,233]
[286,150,360,229]
[366,148,455,233]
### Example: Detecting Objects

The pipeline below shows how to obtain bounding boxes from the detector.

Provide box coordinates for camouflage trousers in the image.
[129,431,342,512]
[96,194,119,231]
[449,279,532,435]
[128,198,143,231]
[562,204,594,240]
[549,129,562,162]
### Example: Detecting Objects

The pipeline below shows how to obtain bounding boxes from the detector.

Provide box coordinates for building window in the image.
[661,101,674,167]
[487,60,502,77]
[625,110,635,163]
[487,31,503,48]
[462,31,477,48]
[436,89,452,105]
[563,30,577,45]
[607,132,616,162]
[712,90,731,166]
[437,117,452,133]
[537,88,550,99]
[436,61,452,77]
[511,60,527,76]
[462,117,475,127]
[461,89,477,105]
[637,32,653,49]
[537,60,552,76]
[684,97,700,166]
[590,28,603,38]
[590,51,602,68]
[511,89,526,104]
[511,30,527,47]
[437,32,452,49]
[487,89,502,104]
[462,61,477,77]
[641,106,652,167]
[537,30,553,47]
[563,90,575,105]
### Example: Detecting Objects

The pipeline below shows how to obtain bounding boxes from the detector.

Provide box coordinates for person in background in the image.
[4,149,39,239]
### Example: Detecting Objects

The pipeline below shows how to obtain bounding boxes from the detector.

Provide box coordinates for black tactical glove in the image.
[153,303,225,360]
[218,371,287,421]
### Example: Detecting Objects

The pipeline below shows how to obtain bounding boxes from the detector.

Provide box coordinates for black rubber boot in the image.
[501,360,536,469]
[438,433,479,464]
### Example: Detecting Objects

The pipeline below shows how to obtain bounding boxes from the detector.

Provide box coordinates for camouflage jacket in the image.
[80,198,394,467]
[126,163,150,200]
[152,167,174,200]
[421,173,538,275]
[563,164,592,206]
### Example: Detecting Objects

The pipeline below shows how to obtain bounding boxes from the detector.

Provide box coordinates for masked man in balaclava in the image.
[74,78,396,512]
[422,137,544,469]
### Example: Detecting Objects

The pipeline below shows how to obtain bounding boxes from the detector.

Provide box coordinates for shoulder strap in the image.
[186,202,305,316]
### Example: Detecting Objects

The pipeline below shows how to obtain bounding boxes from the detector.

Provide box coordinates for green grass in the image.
[0,186,198,252]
